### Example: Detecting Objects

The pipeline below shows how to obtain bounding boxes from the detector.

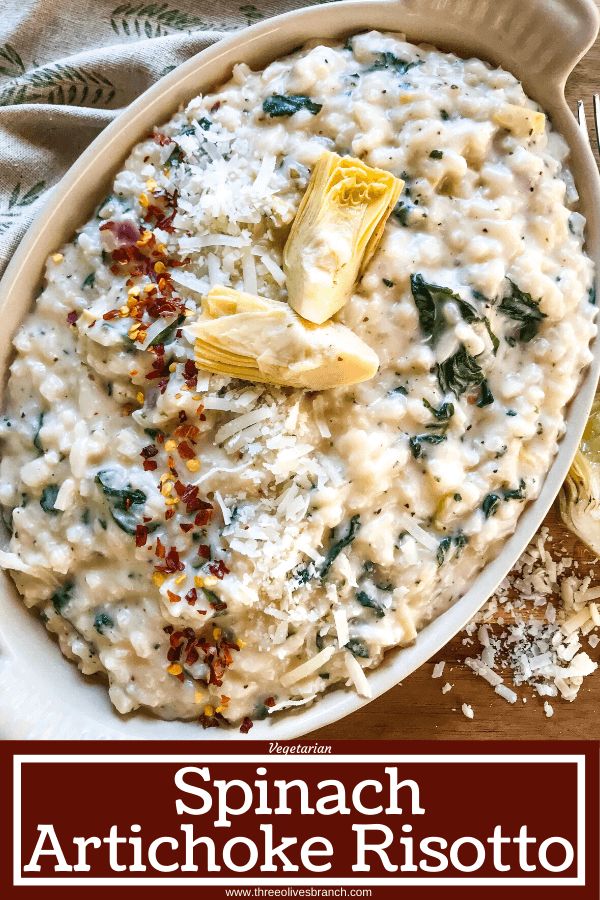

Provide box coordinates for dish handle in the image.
[516,0,600,85]
[382,0,599,89]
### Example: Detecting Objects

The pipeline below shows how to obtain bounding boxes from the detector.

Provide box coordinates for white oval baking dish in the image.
[0,0,598,740]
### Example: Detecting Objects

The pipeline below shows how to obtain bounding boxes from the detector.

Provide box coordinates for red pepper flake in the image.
[135,524,148,548]
[99,219,142,247]
[165,508,175,520]
[66,311,79,326]
[155,545,185,575]
[208,560,229,580]
[143,460,158,471]
[185,588,198,605]
[103,309,120,321]
[240,717,253,734]
[264,696,276,708]
[180,523,194,533]
[174,423,199,441]
[155,537,166,559]
[167,590,181,603]
[177,441,195,460]
[210,101,221,113]
[198,544,211,559]
[141,444,158,459]
[154,131,173,146]
[178,410,188,423]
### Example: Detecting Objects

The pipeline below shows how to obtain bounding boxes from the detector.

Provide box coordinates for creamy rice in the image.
[0,31,595,730]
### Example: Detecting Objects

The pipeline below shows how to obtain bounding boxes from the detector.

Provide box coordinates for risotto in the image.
[0,31,595,730]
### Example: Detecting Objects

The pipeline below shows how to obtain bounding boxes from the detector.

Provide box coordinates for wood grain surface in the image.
[311,14,600,741]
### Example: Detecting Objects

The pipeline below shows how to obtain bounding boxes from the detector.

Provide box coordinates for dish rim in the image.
[0,0,599,740]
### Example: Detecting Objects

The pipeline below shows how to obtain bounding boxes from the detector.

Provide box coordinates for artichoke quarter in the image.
[559,396,600,556]
[283,151,404,324]
[188,285,379,390]
[492,103,546,138]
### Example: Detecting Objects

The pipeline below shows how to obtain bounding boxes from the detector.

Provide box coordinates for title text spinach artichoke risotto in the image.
[0,32,595,730]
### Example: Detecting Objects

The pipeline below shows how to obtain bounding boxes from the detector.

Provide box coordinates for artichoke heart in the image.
[283,151,404,324]
[188,286,379,390]
[492,103,546,138]
[559,397,600,555]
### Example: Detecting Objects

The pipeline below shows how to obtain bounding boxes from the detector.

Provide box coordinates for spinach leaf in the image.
[345,637,369,658]
[94,612,114,634]
[51,581,73,614]
[320,515,361,579]
[40,484,60,515]
[391,385,408,396]
[437,345,485,397]
[503,479,526,501]
[95,470,153,535]
[392,202,411,226]
[423,398,454,421]
[148,314,185,348]
[263,94,322,117]
[198,117,212,130]
[108,507,143,535]
[482,493,500,518]
[498,280,545,342]
[436,537,452,566]
[476,379,494,408]
[409,433,446,459]
[33,412,44,452]
[410,274,479,344]
[356,589,386,619]
[95,471,146,506]
[483,316,499,354]
[367,52,422,75]
[165,145,184,167]
[82,272,95,289]
[437,533,469,566]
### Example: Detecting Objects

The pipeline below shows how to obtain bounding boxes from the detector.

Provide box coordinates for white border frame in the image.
[12,753,586,887]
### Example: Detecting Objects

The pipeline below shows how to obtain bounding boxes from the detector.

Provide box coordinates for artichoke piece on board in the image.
[560,397,600,556]
[283,151,404,324]
[188,286,379,390]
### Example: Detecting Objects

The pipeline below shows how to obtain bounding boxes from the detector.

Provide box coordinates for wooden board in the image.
[311,19,600,741]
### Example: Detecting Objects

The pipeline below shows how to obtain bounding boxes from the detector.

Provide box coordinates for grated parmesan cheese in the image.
[214,406,272,443]
[444,528,599,716]
[280,647,336,687]
[344,650,372,699]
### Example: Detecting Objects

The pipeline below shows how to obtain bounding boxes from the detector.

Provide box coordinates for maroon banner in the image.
[0,740,597,899]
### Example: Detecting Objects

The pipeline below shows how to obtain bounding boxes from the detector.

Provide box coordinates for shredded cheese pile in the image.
[440,526,600,717]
